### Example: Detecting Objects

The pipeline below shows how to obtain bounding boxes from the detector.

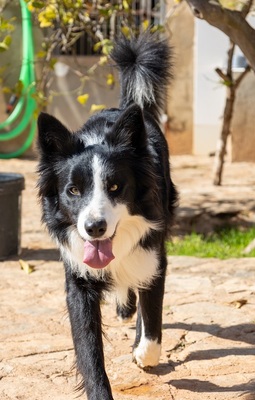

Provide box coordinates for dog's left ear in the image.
[112,104,147,150]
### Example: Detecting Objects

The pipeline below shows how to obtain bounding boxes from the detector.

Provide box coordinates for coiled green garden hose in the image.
[0,0,37,159]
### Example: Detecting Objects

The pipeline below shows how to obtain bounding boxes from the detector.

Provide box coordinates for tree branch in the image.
[241,0,253,18]
[235,65,251,88]
[185,0,255,71]
[226,41,235,76]
[215,67,228,82]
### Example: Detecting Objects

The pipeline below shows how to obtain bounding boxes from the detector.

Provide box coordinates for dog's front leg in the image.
[133,255,167,369]
[65,265,113,400]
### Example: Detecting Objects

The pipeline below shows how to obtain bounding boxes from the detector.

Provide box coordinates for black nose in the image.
[85,219,107,238]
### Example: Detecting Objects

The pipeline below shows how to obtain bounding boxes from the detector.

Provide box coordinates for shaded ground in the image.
[0,155,255,400]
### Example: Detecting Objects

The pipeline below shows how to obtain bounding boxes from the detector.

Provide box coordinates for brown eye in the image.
[69,186,80,196]
[109,184,118,192]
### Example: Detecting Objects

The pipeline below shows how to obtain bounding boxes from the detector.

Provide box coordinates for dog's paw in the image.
[133,338,161,369]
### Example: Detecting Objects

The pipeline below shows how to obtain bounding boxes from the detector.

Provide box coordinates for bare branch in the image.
[226,41,235,76]
[185,0,255,71]
[235,65,251,88]
[215,67,228,81]
[241,0,254,17]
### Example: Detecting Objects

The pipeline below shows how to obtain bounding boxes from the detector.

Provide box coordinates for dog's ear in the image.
[37,112,76,157]
[112,104,147,149]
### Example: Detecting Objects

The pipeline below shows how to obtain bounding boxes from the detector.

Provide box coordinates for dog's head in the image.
[37,105,162,270]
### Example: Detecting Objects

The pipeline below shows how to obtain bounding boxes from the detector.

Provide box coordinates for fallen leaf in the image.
[19,259,35,274]
[229,299,247,309]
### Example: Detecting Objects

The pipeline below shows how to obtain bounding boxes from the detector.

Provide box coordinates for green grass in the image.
[166,228,255,259]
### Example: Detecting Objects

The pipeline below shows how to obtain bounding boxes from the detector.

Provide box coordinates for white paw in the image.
[133,338,161,369]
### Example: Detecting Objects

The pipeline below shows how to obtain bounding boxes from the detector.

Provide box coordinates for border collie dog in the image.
[37,31,177,399]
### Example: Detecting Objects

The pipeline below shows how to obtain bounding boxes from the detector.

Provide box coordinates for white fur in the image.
[85,132,104,147]
[133,320,161,368]
[128,72,154,108]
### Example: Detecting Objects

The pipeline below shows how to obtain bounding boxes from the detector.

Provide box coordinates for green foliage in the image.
[219,0,253,11]
[167,228,255,259]
[0,0,165,113]
[0,14,15,52]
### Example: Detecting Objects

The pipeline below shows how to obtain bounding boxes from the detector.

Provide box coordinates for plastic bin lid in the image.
[0,173,25,195]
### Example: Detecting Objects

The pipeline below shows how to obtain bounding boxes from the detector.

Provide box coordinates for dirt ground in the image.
[0,155,255,400]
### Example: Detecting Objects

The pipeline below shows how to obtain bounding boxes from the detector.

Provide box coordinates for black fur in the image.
[37,31,177,399]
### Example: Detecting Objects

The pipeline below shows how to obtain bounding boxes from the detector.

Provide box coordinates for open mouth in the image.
[83,231,116,269]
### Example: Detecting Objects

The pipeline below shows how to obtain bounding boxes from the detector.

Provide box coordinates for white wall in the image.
[193,20,228,155]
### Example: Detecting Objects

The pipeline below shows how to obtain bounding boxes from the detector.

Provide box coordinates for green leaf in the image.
[94,39,113,56]
[36,50,47,58]
[49,58,57,69]
[2,86,11,94]
[0,42,9,52]
[31,1,45,8]
[14,80,24,95]
[3,35,12,46]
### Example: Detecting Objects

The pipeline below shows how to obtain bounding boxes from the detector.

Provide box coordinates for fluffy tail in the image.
[110,31,173,121]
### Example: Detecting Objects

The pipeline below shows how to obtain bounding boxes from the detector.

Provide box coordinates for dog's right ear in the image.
[37,112,75,157]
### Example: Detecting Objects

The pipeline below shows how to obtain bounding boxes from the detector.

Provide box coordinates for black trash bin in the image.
[0,173,25,259]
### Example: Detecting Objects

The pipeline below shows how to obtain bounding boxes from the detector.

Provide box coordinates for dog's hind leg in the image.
[132,255,167,369]
[65,265,114,400]
[116,288,137,322]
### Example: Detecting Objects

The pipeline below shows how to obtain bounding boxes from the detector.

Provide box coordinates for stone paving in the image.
[0,156,255,400]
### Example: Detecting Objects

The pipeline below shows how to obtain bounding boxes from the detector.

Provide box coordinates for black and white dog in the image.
[37,31,177,400]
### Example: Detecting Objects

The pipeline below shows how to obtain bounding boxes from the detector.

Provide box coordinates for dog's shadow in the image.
[145,362,174,376]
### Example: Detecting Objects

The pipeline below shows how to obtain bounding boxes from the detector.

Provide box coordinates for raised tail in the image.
[110,30,173,121]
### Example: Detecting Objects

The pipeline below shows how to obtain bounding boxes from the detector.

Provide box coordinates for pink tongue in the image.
[83,239,115,269]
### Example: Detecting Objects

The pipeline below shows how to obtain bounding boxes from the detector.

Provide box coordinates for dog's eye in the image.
[68,186,80,196]
[109,184,119,192]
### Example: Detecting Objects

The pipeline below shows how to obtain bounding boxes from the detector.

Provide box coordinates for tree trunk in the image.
[185,0,255,72]
[213,86,235,185]
[212,41,251,186]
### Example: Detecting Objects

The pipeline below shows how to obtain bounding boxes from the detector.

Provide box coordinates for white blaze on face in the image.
[77,155,126,241]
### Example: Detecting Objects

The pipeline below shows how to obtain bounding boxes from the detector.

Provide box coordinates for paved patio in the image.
[0,155,254,400]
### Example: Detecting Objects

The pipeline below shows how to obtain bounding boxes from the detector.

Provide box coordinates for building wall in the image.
[47,56,119,132]
[165,1,194,155]
[231,15,255,162]
[0,3,254,160]
[193,19,228,156]
[232,72,255,162]
[166,4,255,161]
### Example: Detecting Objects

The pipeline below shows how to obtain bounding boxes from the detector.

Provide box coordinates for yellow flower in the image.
[77,94,89,105]
[38,5,57,28]
[106,74,114,86]
[90,104,106,113]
